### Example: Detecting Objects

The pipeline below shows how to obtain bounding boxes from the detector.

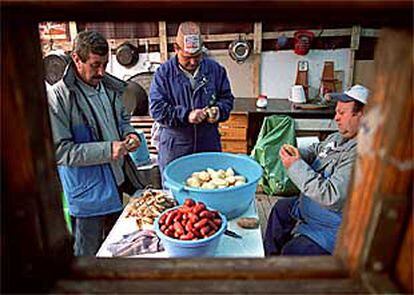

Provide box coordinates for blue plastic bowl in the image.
[154,206,227,257]
[163,152,263,219]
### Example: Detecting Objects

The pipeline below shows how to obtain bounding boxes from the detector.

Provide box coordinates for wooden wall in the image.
[336,27,413,279]
[41,21,378,97]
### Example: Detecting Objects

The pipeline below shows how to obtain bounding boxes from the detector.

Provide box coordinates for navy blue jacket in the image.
[149,56,234,172]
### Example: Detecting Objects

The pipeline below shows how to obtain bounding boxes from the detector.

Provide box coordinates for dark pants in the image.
[70,185,126,256]
[264,197,329,256]
[71,211,121,256]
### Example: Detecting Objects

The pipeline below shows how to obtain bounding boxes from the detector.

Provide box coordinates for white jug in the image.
[289,85,306,103]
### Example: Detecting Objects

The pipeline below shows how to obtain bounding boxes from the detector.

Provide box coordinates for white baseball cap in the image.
[330,84,370,105]
[176,22,203,55]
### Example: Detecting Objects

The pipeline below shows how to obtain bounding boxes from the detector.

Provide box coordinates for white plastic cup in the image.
[289,85,306,103]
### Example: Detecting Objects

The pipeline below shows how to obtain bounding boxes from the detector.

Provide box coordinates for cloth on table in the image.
[107,229,164,257]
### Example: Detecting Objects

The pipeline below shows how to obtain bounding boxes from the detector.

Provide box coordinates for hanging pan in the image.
[228,35,251,64]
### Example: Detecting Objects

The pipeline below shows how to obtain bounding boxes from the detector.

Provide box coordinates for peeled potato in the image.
[237,217,259,229]
[234,180,245,186]
[210,171,221,180]
[201,181,216,189]
[211,178,228,187]
[234,175,246,182]
[217,169,226,179]
[186,177,201,188]
[226,176,236,185]
[198,171,210,182]
[185,167,246,190]
[206,168,215,175]
[225,167,235,177]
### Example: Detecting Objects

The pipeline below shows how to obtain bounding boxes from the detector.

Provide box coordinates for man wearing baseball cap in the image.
[264,84,370,256]
[149,22,234,174]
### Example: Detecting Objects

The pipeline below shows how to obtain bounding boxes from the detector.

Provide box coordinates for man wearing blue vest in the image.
[149,22,234,174]
[264,84,369,255]
[48,31,141,256]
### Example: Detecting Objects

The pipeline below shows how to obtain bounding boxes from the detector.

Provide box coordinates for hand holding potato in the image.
[279,144,300,169]
[188,109,207,124]
[124,133,141,152]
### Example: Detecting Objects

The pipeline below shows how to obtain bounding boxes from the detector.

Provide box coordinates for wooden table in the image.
[96,199,264,258]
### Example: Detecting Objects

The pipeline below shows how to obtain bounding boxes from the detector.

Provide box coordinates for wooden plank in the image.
[105,27,377,52]
[360,28,380,38]
[167,32,255,44]
[294,118,337,131]
[221,140,248,153]
[69,256,348,280]
[262,28,352,39]
[68,21,77,41]
[219,127,247,140]
[394,214,413,293]
[346,25,361,89]
[252,22,262,98]
[2,15,73,293]
[158,21,168,62]
[107,37,160,49]
[54,278,368,294]
[361,195,410,273]
[336,28,413,276]
[253,22,262,54]
[360,273,400,294]
[220,113,248,127]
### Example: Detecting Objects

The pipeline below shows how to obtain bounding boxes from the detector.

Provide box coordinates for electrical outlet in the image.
[298,60,309,71]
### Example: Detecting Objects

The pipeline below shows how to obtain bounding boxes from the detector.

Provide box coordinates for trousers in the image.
[264,197,329,256]
[70,183,129,256]
[72,210,121,256]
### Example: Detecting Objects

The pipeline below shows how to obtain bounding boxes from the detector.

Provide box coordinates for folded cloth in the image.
[107,229,164,257]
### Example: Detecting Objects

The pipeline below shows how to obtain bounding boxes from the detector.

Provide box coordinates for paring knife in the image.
[224,229,242,239]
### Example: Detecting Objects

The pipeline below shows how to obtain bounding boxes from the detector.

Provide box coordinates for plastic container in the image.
[154,206,227,257]
[163,152,263,219]
[129,130,151,166]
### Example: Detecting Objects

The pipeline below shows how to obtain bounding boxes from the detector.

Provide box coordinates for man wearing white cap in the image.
[149,22,234,173]
[264,84,370,256]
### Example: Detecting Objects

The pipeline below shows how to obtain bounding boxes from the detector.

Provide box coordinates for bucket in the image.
[163,152,263,219]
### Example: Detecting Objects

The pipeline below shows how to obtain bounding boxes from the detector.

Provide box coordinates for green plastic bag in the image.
[251,115,300,196]
[61,192,72,234]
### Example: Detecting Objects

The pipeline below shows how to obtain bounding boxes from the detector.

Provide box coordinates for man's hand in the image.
[188,109,207,124]
[112,141,129,160]
[279,144,300,169]
[124,133,141,152]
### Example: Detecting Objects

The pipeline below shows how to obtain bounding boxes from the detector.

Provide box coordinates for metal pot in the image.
[116,42,139,67]
[43,50,70,85]
[228,37,251,64]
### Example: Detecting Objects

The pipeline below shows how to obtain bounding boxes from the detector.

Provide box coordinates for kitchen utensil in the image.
[224,229,243,239]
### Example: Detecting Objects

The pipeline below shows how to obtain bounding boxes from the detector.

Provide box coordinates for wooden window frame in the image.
[2,1,412,293]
